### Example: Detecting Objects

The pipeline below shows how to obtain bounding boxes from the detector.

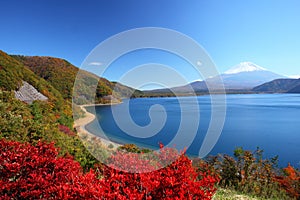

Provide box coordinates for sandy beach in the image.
[74,103,122,149]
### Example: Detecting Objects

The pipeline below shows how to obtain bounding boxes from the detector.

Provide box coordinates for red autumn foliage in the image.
[0,139,219,199]
[0,139,103,199]
[58,124,76,136]
[274,163,300,199]
[98,147,219,199]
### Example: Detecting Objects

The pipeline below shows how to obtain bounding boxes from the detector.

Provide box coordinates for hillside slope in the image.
[253,78,300,93]
[287,84,300,93]
[0,50,99,169]
[0,50,74,127]
[13,56,79,99]
[0,51,64,103]
[13,55,142,103]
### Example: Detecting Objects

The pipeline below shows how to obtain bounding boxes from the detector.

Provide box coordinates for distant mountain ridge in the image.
[288,84,300,93]
[214,62,286,89]
[3,51,296,99]
[253,78,300,93]
[146,62,286,94]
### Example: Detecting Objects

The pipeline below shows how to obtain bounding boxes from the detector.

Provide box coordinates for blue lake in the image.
[86,94,300,167]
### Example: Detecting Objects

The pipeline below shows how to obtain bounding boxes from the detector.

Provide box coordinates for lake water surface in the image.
[86,94,300,167]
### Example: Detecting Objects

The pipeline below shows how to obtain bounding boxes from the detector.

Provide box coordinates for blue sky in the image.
[1,0,300,87]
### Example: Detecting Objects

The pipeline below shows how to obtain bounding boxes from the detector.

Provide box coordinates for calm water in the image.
[86,94,300,167]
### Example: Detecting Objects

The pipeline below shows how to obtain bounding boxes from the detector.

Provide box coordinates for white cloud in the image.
[196,61,202,66]
[288,75,300,79]
[88,62,102,66]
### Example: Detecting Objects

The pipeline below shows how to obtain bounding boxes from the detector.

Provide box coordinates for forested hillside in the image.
[0,50,142,169]
[13,55,142,103]
[0,51,69,123]
[0,50,99,168]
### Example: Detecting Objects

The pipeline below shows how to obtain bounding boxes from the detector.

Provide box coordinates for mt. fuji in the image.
[215,62,286,89]
[224,62,266,74]
[146,62,286,94]
[183,62,285,92]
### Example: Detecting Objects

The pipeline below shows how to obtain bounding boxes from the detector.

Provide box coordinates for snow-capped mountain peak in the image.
[224,62,267,74]
[288,75,300,79]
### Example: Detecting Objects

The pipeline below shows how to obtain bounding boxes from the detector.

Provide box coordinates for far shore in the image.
[73,102,122,149]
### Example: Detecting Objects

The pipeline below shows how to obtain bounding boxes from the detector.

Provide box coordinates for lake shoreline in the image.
[79,94,300,167]
[73,102,123,149]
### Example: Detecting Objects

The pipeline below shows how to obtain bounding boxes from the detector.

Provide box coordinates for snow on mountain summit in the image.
[224,62,267,74]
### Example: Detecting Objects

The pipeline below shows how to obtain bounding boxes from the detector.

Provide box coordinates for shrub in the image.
[207,147,294,199]
[58,124,76,136]
[0,139,103,199]
[118,143,153,153]
[97,146,219,199]
[0,139,219,199]
[274,164,300,199]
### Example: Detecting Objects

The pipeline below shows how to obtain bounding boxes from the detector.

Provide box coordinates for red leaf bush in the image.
[0,139,219,199]
[274,164,300,199]
[58,124,76,136]
[99,146,219,199]
[0,139,103,199]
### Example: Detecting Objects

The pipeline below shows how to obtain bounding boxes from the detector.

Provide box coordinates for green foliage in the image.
[0,51,74,127]
[207,148,293,199]
[0,90,96,170]
[0,92,31,142]
[118,143,153,153]
[78,133,109,166]
[57,113,73,128]
[0,51,24,90]
[13,55,143,104]
[234,146,244,158]
[13,55,78,99]
[30,101,43,121]
[0,51,122,170]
